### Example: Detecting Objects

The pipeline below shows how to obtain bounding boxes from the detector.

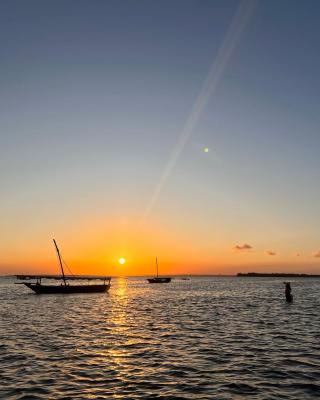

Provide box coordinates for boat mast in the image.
[156,257,158,278]
[53,239,67,286]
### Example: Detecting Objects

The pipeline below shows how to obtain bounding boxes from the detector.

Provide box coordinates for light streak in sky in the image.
[142,0,257,221]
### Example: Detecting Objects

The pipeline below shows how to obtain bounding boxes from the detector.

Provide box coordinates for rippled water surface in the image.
[1,276,320,399]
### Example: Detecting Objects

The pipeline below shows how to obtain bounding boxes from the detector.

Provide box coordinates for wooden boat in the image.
[15,239,111,294]
[147,258,171,284]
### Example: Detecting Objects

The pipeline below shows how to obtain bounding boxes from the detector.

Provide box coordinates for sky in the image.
[1,0,320,275]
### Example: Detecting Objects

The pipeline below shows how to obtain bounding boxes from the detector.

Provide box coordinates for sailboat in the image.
[147,258,171,284]
[15,239,111,294]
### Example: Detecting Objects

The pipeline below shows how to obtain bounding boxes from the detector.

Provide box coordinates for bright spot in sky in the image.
[118,257,126,265]
[203,147,210,153]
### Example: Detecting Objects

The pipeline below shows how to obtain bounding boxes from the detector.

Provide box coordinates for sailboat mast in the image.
[53,239,67,286]
[156,257,158,278]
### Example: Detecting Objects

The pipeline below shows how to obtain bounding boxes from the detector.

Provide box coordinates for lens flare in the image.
[141,0,256,222]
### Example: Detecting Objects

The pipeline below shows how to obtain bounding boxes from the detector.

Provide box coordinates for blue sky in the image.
[1,0,320,274]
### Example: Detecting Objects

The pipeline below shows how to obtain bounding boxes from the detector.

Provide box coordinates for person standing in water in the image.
[284,282,293,302]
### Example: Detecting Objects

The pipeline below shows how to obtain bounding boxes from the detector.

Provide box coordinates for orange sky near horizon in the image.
[1,213,320,276]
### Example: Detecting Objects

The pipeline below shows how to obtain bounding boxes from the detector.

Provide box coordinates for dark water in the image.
[1,276,320,399]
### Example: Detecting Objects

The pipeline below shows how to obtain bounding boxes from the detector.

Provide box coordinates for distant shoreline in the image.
[1,273,320,278]
[237,272,320,277]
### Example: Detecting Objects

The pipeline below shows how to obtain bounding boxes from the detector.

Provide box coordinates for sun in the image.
[118,257,126,265]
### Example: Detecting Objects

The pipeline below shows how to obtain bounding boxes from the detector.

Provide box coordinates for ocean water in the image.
[1,276,320,399]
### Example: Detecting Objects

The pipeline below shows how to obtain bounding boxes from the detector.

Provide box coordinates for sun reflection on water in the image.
[107,277,131,369]
[111,277,128,325]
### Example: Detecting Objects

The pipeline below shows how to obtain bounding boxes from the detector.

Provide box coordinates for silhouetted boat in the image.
[15,239,111,294]
[147,258,171,284]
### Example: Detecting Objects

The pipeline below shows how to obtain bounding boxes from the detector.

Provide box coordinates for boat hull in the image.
[147,277,171,284]
[23,283,110,294]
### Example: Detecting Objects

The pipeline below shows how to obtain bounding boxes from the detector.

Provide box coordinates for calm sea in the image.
[1,276,320,399]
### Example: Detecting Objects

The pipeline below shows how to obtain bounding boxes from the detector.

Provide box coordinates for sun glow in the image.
[118,257,126,265]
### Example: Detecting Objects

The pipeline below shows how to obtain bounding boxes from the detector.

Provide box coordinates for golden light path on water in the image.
[107,278,129,370]
[141,0,257,222]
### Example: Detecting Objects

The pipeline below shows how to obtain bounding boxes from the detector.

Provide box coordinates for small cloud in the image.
[234,243,252,251]
[313,250,320,258]
[266,250,276,256]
